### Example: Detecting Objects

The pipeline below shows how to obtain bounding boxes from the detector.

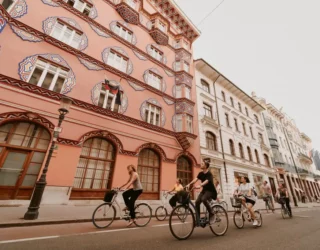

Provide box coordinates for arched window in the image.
[239,143,244,159]
[247,147,253,161]
[138,148,160,198]
[255,149,260,164]
[201,79,210,93]
[0,121,50,199]
[73,138,116,198]
[221,91,226,102]
[264,154,271,167]
[177,156,192,186]
[206,132,217,151]
[229,139,235,156]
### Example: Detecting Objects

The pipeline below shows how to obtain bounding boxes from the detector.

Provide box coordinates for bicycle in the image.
[92,188,152,228]
[169,188,229,240]
[278,197,292,219]
[196,191,228,212]
[262,195,274,213]
[231,196,262,229]
[155,190,183,221]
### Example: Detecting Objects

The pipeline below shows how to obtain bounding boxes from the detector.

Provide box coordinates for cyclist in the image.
[276,183,292,217]
[235,176,258,226]
[168,178,184,208]
[186,160,217,224]
[120,165,143,226]
[262,180,275,212]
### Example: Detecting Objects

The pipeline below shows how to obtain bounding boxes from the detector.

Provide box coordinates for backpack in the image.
[252,187,258,197]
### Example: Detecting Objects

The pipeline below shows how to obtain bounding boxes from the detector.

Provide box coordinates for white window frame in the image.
[114,23,133,42]
[186,115,193,133]
[203,103,213,118]
[158,21,166,32]
[106,50,128,73]
[147,71,162,90]
[64,0,92,15]
[185,86,191,100]
[176,114,183,132]
[150,46,163,62]
[98,86,121,112]
[183,61,190,72]
[1,0,16,12]
[126,0,136,9]
[145,103,161,126]
[50,20,82,49]
[175,61,181,71]
[27,59,68,93]
[175,85,182,98]
[174,39,181,49]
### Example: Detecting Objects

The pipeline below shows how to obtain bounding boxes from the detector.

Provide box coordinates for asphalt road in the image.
[0,208,319,250]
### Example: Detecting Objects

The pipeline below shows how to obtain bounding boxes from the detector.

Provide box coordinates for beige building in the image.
[253,96,320,204]
[194,59,277,208]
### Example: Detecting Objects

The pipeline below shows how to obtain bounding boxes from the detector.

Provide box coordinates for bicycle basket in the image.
[230,197,242,208]
[103,190,116,202]
[176,190,190,205]
[277,197,285,205]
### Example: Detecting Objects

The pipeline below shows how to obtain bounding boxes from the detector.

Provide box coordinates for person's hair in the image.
[177,178,182,184]
[242,176,250,183]
[127,164,136,172]
[203,160,210,169]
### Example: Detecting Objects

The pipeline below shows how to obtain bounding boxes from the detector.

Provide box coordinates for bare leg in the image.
[247,203,255,220]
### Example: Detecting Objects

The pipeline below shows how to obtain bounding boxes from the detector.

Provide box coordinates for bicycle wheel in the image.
[233,211,244,229]
[254,211,262,227]
[155,206,167,221]
[92,202,116,229]
[220,201,228,211]
[134,203,152,227]
[281,206,289,219]
[169,205,195,240]
[209,205,229,236]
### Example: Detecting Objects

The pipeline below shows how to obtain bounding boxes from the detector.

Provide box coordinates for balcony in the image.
[260,142,270,152]
[201,115,219,129]
[176,132,197,150]
[149,18,169,46]
[116,0,140,25]
[298,153,313,165]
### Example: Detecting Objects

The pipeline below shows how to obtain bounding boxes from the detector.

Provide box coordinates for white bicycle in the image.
[155,190,183,221]
[92,188,152,228]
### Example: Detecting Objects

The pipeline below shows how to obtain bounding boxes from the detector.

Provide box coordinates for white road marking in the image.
[0,236,60,244]
[152,224,169,227]
[80,228,140,235]
[293,215,311,218]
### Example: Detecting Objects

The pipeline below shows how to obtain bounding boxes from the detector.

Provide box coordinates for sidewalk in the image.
[1,203,319,228]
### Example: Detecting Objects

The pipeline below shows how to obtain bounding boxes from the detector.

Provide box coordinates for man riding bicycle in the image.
[276,183,292,217]
[186,160,217,225]
[262,181,275,212]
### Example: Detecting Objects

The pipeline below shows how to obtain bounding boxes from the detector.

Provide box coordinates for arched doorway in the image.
[177,156,192,186]
[0,122,51,199]
[138,148,160,200]
[71,137,116,199]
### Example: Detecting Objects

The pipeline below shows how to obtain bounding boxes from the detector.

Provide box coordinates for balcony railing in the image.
[116,0,140,24]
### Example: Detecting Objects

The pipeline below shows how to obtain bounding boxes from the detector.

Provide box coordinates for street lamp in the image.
[24,96,73,220]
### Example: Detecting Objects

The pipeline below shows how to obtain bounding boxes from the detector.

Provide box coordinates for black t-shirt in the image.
[197,171,217,194]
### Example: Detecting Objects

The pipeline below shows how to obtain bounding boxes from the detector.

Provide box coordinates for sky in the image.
[175,0,320,150]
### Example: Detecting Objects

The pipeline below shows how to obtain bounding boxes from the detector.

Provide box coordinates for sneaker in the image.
[253,220,258,226]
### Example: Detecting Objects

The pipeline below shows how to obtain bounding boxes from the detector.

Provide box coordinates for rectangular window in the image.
[186,115,193,133]
[174,39,181,49]
[183,40,189,50]
[230,97,234,107]
[176,114,183,132]
[106,50,128,73]
[245,107,249,116]
[242,122,247,135]
[225,113,230,127]
[185,87,191,100]
[145,104,161,126]
[175,85,182,98]
[254,114,259,124]
[98,84,121,112]
[258,133,264,144]
[147,71,162,90]
[150,46,163,61]
[114,23,133,42]
[250,127,254,139]
[238,102,242,112]
[28,59,68,93]
[65,0,92,16]
[234,118,239,131]
[1,0,15,11]
[51,20,82,49]
[203,103,213,118]
[126,0,136,9]
[175,61,181,71]
[183,62,190,72]
[158,21,166,32]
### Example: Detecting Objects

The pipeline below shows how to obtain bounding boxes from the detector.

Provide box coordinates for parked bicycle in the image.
[169,188,229,240]
[278,197,292,219]
[231,196,262,229]
[155,190,183,221]
[262,195,274,213]
[92,188,152,228]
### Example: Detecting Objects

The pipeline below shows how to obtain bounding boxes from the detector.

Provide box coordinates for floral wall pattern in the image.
[18,53,76,94]
[41,0,59,7]
[89,24,110,38]
[78,57,103,71]
[140,98,166,127]
[0,14,6,33]
[101,46,133,75]
[42,16,88,51]
[91,80,128,114]
[10,25,43,42]
[7,0,27,19]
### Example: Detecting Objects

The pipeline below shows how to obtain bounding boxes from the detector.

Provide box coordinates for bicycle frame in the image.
[109,191,129,220]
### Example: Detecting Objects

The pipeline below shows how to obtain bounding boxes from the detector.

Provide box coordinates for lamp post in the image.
[24,96,73,220]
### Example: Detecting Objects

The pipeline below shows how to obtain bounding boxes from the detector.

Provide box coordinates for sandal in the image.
[127,220,134,227]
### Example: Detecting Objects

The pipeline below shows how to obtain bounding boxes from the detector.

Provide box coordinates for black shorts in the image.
[245,197,256,205]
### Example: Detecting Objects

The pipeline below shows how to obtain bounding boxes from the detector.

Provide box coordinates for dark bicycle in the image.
[278,197,292,219]
[262,195,274,213]
[169,188,229,240]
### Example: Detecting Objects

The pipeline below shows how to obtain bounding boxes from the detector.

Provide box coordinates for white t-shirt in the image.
[238,183,256,201]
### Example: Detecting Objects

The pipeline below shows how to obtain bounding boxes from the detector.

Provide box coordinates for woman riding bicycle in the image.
[168,178,184,208]
[186,160,217,224]
[276,183,292,217]
[235,176,258,226]
[119,165,143,226]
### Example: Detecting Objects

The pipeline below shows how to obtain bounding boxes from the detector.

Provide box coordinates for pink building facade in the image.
[0,0,201,204]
